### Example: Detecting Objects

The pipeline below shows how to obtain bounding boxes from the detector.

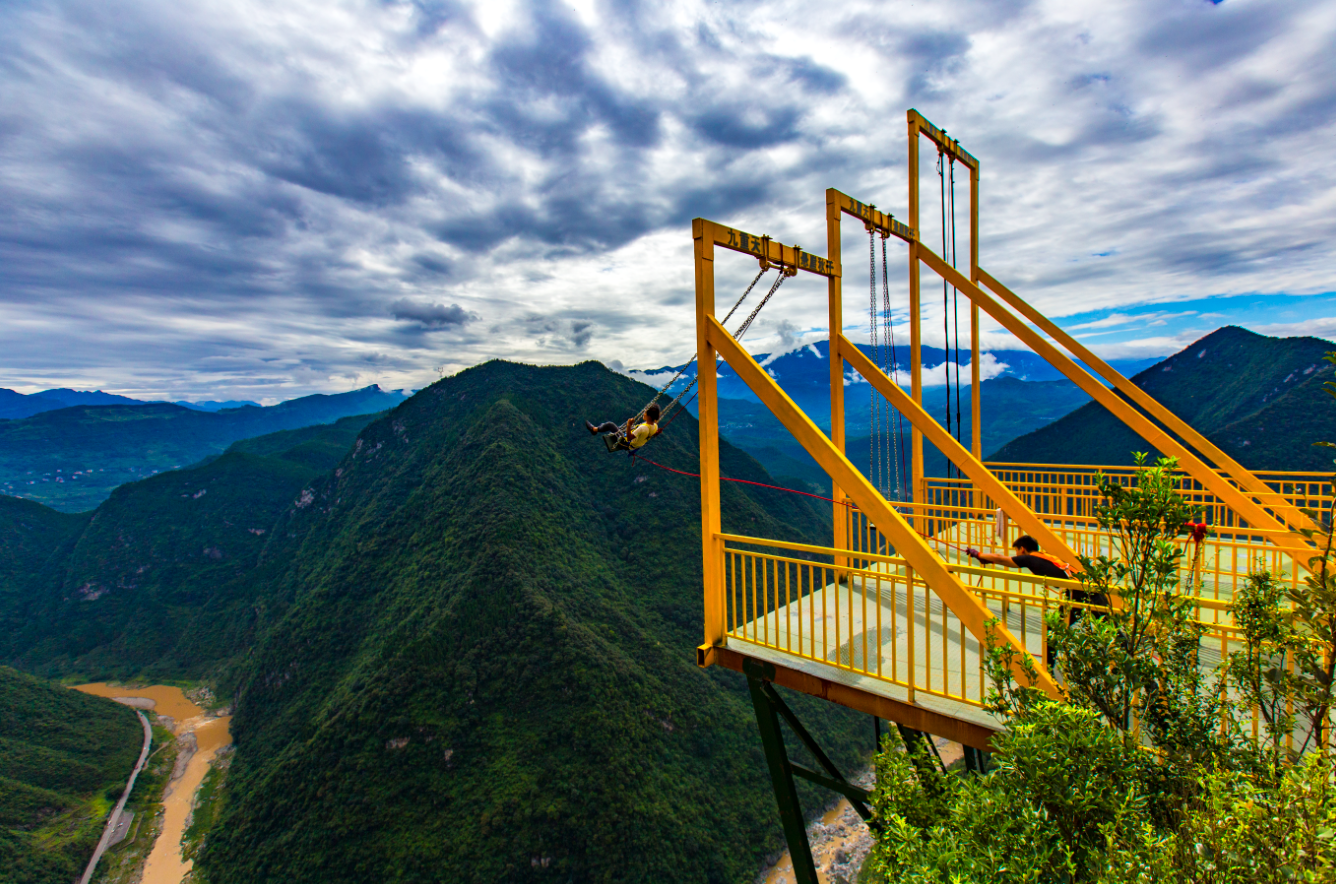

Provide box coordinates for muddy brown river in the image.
[74,683,232,884]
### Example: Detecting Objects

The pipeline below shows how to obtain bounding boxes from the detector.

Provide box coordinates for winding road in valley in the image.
[74,684,233,884]
[79,710,152,884]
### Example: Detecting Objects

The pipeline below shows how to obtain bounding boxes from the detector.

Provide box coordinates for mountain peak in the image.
[993,327,1336,469]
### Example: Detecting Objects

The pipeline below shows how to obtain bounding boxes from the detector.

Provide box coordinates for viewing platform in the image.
[701,465,1332,749]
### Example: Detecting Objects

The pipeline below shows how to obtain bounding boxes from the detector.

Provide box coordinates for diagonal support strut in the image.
[916,244,1315,556]
[706,313,1060,696]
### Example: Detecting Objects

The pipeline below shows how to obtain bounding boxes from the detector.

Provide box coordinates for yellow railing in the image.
[846,502,1277,620]
[980,464,1334,530]
[721,532,1111,711]
[913,465,1333,611]
[718,531,1325,750]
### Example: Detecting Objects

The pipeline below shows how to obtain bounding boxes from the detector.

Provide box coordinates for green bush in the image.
[865,377,1336,884]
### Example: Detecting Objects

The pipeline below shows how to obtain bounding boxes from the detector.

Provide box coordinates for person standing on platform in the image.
[965,534,1107,667]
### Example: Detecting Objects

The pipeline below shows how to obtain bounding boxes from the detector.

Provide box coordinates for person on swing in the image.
[586,404,661,452]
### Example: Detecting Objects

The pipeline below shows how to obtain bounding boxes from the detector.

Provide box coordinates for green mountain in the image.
[0,385,405,512]
[0,496,89,601]
[990,327,1336,470]
[0,665,142,884]
[2,363,867,881]
[194,361,863,884]
[0,414,376,683]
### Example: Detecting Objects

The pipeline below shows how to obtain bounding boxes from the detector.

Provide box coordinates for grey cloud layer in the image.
[0,0,1333,399]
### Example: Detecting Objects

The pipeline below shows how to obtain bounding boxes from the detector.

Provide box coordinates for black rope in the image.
[938,151,952,478]
[949,157,962,449]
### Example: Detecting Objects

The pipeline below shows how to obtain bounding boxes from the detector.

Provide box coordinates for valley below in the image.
[2,333,1331,882]
[73,684,232,884]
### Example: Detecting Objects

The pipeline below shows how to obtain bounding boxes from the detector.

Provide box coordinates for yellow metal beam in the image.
[916,246,1315,553]
[908,109,979,172]
[826,191,849,559]
[693,219,725,649]
[975,268,1321,538]
[704,314,1059,697]
[828,188,915,244]
[908,114,925,519]
[699,219,838,278]
[838,333,1083,568]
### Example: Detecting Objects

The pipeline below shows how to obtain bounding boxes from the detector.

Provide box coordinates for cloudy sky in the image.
[2,0,1334,402]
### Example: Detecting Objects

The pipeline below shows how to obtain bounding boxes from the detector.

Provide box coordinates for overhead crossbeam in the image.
[830,188,915,244]
[916,245,1315,555]
[703,311,1059,697]
[909,108,979,171]
[699,219,839,278]
[975,268,1321,538]
[837,333,1082,568]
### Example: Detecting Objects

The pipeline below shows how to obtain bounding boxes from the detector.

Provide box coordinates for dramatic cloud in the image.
[389,299,477,328]
[0,0,1333,400]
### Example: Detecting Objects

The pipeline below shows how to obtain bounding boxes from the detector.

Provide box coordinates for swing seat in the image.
[603,434,632,453]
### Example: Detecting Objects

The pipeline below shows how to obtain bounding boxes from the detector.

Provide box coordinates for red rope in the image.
[630,450,854,508]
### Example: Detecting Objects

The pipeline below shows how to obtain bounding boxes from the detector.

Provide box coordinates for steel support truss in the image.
[745,657,874,884]
[745,656,992,884]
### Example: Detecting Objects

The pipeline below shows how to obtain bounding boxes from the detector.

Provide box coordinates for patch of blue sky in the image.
[1062,294,1336,351]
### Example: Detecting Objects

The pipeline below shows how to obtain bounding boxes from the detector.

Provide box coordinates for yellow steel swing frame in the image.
[693,109,1328,751]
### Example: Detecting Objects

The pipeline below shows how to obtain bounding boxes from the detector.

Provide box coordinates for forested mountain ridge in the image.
[0,665,142,883]
[0,385,406,511]
[195,360,867,884]
[0,362,867,882]
[0,496,89,601]
[991,326,1336,469]
[0,389,67,421]
[0,414,377,683]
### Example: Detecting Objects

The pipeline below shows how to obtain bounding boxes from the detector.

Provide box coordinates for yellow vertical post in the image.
[694,219,724,649]
[969,164,981,464]
[907,113,924,520]
[827,190,847,557]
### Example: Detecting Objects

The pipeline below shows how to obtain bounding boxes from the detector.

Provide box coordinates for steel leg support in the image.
[896,724,946,772]
[747,674,819,884]
[963,745,992,774]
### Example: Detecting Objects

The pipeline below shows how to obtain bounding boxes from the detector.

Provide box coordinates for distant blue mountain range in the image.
[175,399,264,412]
[630,340,1158,428]
[0,386,402,421]
[0,384,412,511]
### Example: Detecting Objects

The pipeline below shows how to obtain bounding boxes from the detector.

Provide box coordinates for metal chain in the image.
[640,265,769,420]
[949,157,963,449]
[722,265,769,327]
[882,233,907,501]
[938,149,952,477]
[732,266,789,342]
[659,264,788,424]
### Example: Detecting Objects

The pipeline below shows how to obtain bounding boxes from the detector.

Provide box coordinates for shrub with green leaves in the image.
[864,369,1336,884]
